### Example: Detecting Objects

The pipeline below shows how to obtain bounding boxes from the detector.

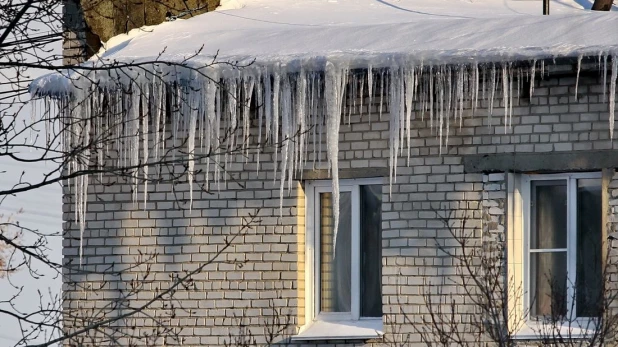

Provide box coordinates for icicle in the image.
[530,59,536,98]
[205,79,217,189]
[481,66,487,108]
[610,56,617,139]
[297,71,308,178]
[243,76,255,160]
[389,66,404,195]
[575,55,582,100]
[368,65,373,123]
[359,72,365,118]
[78,173,88,267]
[325,62,344,257]
[187,90,197,211]
[256,72,264,173]
[517,68,522,102]
[160,83,168,166]
[414,65,420,114]
[67,79,92,268]
[509,64,514,128]
[489,64,497,130]
[429,66,434,131]
[318,73,324,169]
[265,68,273,142]
[404,66,414,165]
[310,73,318,169]
[457,65,464,128]
[279,76,292,214]
[198,83,206,154]
[418,66,429,122]
[272,72,281,182]
[473,62,479,114]
[347,74,353,124]
[603,54,608,102]
[228,77,239,151]
[340,68,350,121]
[214,84,222,188]
[80,107,89,267]
[397,69,405,157]
[289,76,297,193]
[130,84,140,204]
[438,66,444,153]
[153,80,162,165]
[379,70,385,120]
[503,64,509,134]
[96,92,104,179]
[445,66,451,151]
[353,73,358,116]
[142,90,149,207]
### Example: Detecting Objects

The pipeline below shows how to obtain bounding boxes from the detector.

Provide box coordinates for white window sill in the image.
[292,319,383,341]
[513,319,598,340]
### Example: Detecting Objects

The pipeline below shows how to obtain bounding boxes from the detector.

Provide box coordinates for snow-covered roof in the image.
[79,0,618,66]
[30,0,618,96]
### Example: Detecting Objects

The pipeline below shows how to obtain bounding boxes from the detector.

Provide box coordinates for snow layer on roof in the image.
[29,0,618,96]
[82,0,618,67]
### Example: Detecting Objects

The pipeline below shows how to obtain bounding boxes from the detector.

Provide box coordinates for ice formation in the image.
[29,53,618,261]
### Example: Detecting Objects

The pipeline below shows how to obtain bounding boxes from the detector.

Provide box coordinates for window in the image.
[296,178,383,340]
[522,172,602,322]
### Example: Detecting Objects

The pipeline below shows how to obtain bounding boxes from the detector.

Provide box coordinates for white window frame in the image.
[298,177,383,340]
[518,171,602,334]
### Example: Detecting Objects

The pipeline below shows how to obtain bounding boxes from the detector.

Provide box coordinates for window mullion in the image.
[567,177,577,318]
[523,175,531,319]
[351,185,361,320]
[313,186,321,320]
[529,248,567,253]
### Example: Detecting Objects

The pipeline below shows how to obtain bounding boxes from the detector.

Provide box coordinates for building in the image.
[31,0,618,345]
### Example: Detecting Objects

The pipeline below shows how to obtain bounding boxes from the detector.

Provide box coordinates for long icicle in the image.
[575,55,582,100]
[610,55,617,139]
[325,62,344,256]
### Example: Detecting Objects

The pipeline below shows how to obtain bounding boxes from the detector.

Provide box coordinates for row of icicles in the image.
[42,55,617,264]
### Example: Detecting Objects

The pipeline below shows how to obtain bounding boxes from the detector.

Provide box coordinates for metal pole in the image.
[543,0,549,15]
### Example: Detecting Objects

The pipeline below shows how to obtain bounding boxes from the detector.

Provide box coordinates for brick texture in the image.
[61,68,618,346]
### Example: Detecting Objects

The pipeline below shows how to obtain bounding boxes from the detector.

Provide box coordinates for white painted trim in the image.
[520,172,602,324]
[522,173,531,316]
[309,177,383,188]
[304,181,315,327]
[350,184,361,320]
[513,318,599,340]
[292,319,383,341]
[314,185,352,320]
[301,177,384,337]
[567,175,577,316]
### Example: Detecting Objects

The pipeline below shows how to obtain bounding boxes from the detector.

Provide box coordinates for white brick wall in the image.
[61,70,618,346]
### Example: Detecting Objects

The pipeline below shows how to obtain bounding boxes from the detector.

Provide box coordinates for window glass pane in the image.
[576,178,602,317]
[320,192,352,313]
[531,180,567,249]
[530,252,567,318]
[360,185,383,317]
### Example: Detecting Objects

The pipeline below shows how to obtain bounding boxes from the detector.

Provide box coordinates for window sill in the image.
[513,319,598,340]
[292,319,383,341]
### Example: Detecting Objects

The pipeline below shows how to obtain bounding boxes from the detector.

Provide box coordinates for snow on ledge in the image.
[292,319,383,341]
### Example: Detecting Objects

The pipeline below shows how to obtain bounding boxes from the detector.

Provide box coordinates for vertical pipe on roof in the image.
[543,0,550,15]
